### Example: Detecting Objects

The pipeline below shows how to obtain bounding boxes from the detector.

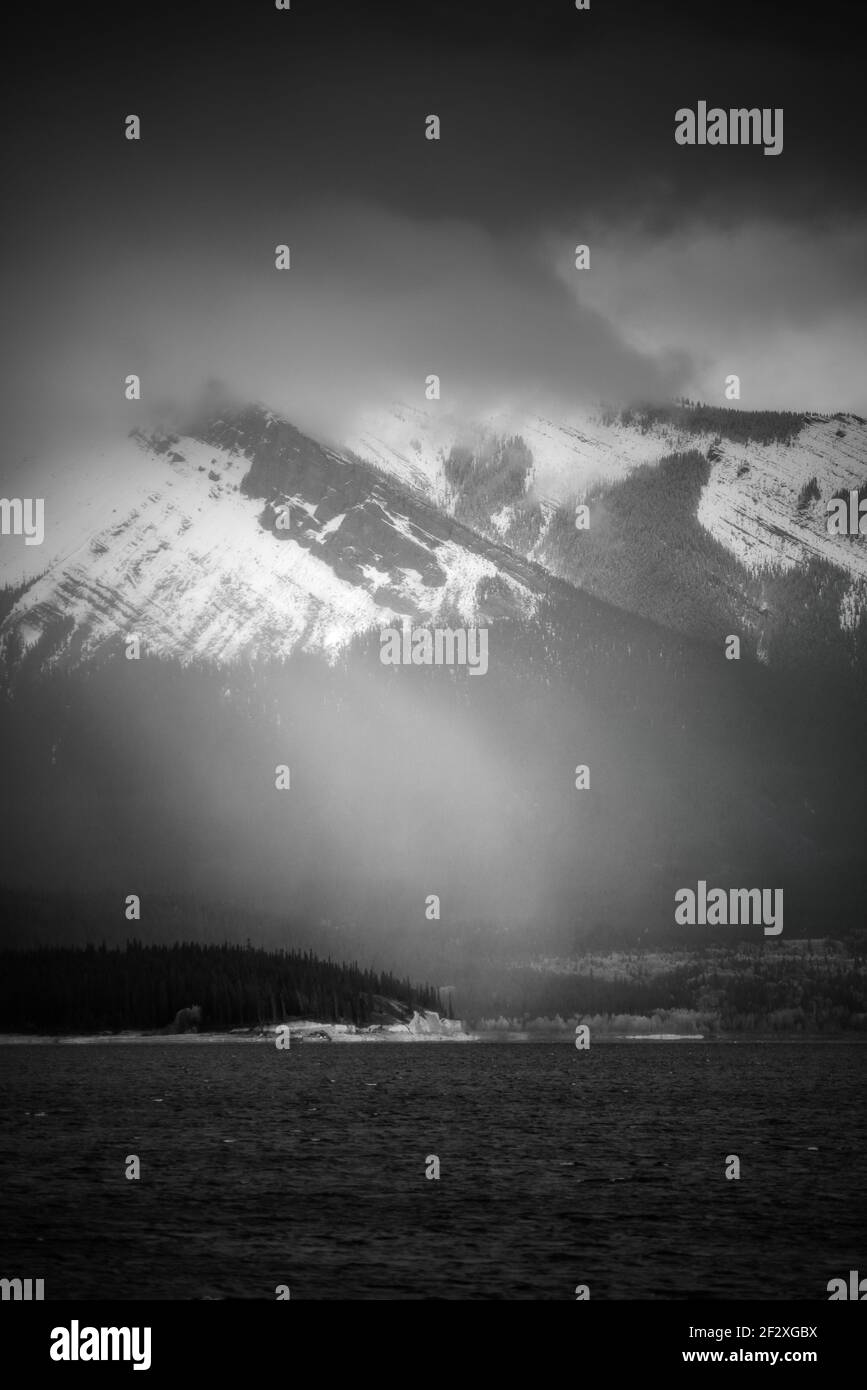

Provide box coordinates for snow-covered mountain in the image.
[3,402,866,944]
[2,399,865,674]
[349,402,867,661]
[0,407,547,669]
[348,403,679,505]
[350,402,867,582]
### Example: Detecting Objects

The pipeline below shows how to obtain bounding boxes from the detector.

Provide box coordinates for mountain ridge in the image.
[2,399,865,686]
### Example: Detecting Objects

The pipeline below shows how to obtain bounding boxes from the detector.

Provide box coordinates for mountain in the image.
[349,401,867,679]
[0,406,553,672]
[3,400,865,682]
[1,398,866,964]
[349,400,867,572]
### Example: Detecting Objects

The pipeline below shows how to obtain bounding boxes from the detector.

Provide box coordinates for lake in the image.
[0,1041,863,1299]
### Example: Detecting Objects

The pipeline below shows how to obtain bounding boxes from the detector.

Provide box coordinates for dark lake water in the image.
[0,1042,863,1300]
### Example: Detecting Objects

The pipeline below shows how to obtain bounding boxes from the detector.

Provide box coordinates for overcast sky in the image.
[2,0,865,481]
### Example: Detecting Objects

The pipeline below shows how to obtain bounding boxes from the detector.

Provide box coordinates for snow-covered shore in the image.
[0,1010,477,1045]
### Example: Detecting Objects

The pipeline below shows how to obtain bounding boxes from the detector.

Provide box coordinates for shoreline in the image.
[0,1030,477,1045]
[0,1030,862,1046]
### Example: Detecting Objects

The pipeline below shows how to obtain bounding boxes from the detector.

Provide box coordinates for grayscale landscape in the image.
[1,0,864,1306]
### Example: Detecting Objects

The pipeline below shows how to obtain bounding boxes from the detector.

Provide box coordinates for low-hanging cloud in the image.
[2,199,689,482]
[558,215,867,414]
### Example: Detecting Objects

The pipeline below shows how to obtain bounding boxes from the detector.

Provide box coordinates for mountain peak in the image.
[0,407,542,672]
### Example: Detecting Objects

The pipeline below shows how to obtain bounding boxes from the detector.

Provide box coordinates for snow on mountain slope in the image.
[346,404,450,499]
[348,404,867,587]
[5,400,865,673]
[347,403,672,506]
[0,436,165,588]
[696,415,867,579]
[0,411,543,669]
[477,408,689,505]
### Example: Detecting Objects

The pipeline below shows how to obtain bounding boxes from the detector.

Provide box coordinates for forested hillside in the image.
[0,940,440,1033]
[467,940,867,1035]
[540,451,867,683]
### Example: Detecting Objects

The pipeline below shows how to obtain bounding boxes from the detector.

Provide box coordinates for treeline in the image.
[462,945,867,1034]
[610,400,810,446]
[0,941,441,1034]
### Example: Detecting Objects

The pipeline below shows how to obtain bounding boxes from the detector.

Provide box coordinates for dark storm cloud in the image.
[2,0,865,475]
[10,0,853,233]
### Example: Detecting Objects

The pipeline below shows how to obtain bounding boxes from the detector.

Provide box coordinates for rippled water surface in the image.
[0,1042,863,1299]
